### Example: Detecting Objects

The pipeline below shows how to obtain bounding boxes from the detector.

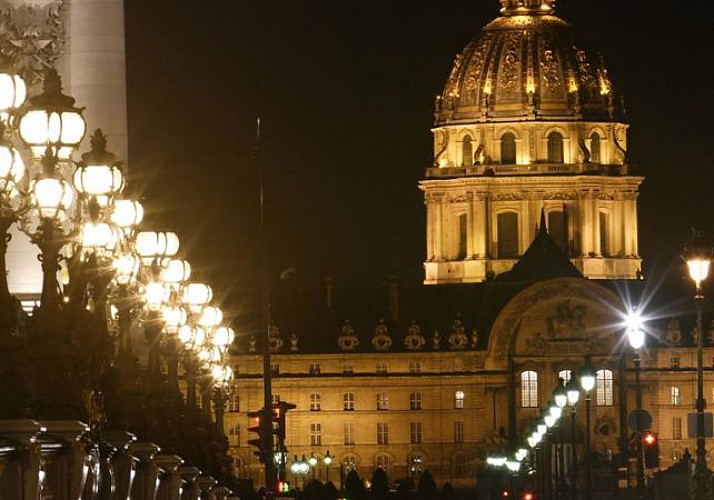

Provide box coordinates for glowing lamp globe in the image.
[160,259,191,285]
[323,454,333,466]
[544,414,556,428]
[18,69,86,160]
[580,358,596,392]
[566,379,580,405]
[111,199,144,229]
[550,405,562,419]
[31,176,74,220]
[198,306,223,329]
[505,460,521,473]
[162,305,187,333]
[113,253,140,285]
[307,455,318,467]
[211,364,233,385]
[182,283,212,311]
[143,282,166,310]
[212,326,235,347]
[81,222,114,251]
[0,70,27,117]
[537,423,547,435]
[0,143,25,194]
[135,231,179,263]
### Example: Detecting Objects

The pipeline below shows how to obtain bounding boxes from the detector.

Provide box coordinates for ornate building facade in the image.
[226,0,713,493]
[421,0,642,284]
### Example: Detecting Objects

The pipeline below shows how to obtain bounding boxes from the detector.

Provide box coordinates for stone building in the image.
[226,0,713,492]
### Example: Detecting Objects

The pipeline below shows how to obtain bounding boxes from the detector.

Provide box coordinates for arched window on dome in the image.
[590,132,601,163]
[548,210,567,255]
[501,132,516,164]
[457,213,467,260]
[599,211,610,256]
[497,212,519,258]
[547,131,564,163]
[462,136,473,167]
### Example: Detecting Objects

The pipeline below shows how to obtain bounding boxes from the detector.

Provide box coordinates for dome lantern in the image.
[500,0,555,16]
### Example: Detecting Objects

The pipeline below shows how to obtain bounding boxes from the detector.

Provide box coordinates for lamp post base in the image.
[692,462,713,500]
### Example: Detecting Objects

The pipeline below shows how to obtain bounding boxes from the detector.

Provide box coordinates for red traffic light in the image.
[523,493,533,500]
[643,432,656,445]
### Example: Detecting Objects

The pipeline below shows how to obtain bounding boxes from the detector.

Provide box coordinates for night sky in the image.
[123,1,714,317]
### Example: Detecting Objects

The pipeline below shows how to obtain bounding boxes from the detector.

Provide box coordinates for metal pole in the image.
[559,422,566,499]
[693,290,712,500]
[256,117,277,492]
[571,406,578,500]
[634,348,645,496]
[585,391,592,500]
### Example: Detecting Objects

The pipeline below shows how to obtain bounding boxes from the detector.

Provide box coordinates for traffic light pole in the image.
[257,117,277,493]
[634,348,645,497]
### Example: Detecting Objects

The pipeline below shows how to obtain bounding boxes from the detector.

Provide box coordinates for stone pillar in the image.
[65,0,128,161]
[592,196,601,256]
[155,454,184,500]
[474,194,487,258]
[433,198,443,261]
[178,465,202,500]
[105,431,138,500]
[196,476,218,500]
[466,193,474,258]
[0,420,44,500]
[42,420,90,500]
[425,196,435,261]
[129,441,161,500]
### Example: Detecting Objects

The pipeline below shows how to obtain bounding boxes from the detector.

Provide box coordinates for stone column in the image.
[129,441,161,500]
[178,465,202,500]
[155,454,184,500]
[433,197,443,261]
[65,0,128,161]
[473,194,487,258]
[104,431,138,500]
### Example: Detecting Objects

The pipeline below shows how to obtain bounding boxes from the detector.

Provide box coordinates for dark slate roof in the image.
[496,215,582,283]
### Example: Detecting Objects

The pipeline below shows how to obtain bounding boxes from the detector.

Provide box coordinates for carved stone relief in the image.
[0,0,63,85]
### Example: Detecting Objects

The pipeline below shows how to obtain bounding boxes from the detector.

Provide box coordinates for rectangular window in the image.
[227,393,239,412]
[377,392,389,410]
[410,392,422,410]
[671,357,680,369]
[455,390,465,409]
[228,425,239,446]
[310,393,321,411]
[410,361,421,373]
[343,363,354,374]
[270,363,280,375]
[344,422,355,445]
[309,363,321,375]
[310,423,322,446]
[521,371,538,408]
[596,369,614,406]
[673,417,682,440]
[558,370,572,384]
[454,421,464,444]
[377,422,389,445]
[671,386,681,406]
[458,213,467,260]
[376,362,388,374]
[410,422,423,444]
[343,392,355,411]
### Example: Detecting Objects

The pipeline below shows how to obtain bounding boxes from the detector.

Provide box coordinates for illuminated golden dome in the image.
[435,1,619,125]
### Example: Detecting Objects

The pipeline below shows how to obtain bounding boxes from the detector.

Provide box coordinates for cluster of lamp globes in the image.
[486,369,596,474]
[0,65,234,387]
[289,452,333,476]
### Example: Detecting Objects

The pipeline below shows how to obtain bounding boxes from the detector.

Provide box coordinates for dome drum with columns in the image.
[421,1,642,284]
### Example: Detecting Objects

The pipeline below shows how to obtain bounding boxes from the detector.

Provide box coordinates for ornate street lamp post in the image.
[626,308,646,496]
[566,377,580,500]
[684,231,714,500]
[580,356,596,500]
[554,382,568,499]
[323,451,333,483]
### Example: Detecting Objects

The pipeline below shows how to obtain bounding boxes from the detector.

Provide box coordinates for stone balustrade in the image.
[0,420,238,500]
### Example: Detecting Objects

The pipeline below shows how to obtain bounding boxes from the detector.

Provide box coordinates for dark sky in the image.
[123,1,714,313]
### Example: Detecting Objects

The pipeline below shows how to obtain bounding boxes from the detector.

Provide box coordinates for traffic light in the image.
[247,408,273,463]
[272,401,296,441]
[643,432,659,468]
[277,480,290,492]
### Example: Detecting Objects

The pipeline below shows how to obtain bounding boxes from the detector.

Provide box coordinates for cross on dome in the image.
[500,0,555,15]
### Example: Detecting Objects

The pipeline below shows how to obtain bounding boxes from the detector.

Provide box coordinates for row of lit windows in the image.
[460,131,602,167]
[520,369,614,408]
[228,419,466,448]
[271,361,468,375]
[308,391,465,411]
